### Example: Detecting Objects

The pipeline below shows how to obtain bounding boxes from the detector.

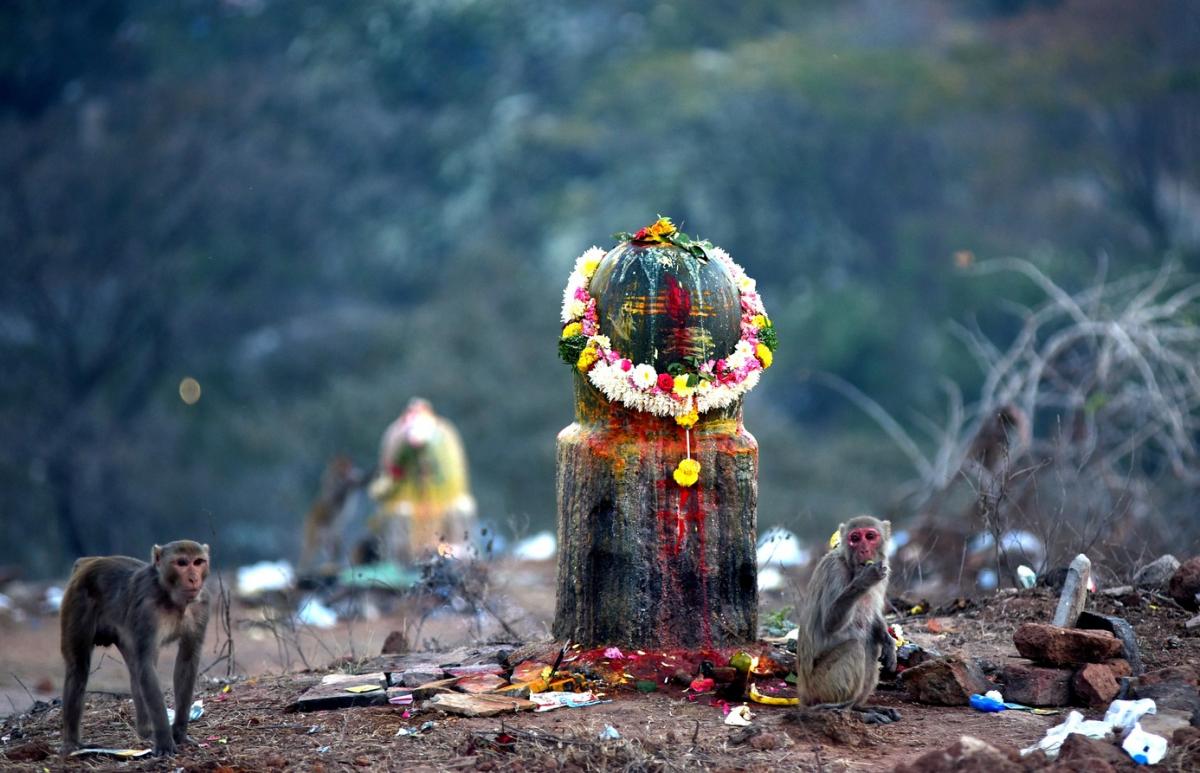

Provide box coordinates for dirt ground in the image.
[3,561,1200,771]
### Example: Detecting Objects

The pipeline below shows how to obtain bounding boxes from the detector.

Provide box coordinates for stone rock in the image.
[399,666,448,687]
[1140,708,1193,739]
[999,661,1071,706]
[893,736,1024,773]
[454,673,508,694]
[1076,612,1144,675]
[748,731,786,751]
[426,692,536,717]
[1130,666,1200,714]
[1055,733,1127,771]
[410,677,459,699]
[1169,557,1200,610]
[1137,665,1198,686]
[3,741,53,763]
[900,656,991,706]
[1105,659,1133,679]
[1186,614,1200,630]
[1052,554,1092,627]
[1134,555,1180,588]
[1012,623,1123,666]
[381,630,409,655]
[1072,663,1119,708]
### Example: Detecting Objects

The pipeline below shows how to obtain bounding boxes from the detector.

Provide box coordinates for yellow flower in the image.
[647,217,676,240]
[673,458,701,487]
[672,374,695,398]
[675,404,699,428]
[751,314,768,329]
[562,322,583,339]
[576,345,599,372]
[581,253,602,278]
[755,343,773,369]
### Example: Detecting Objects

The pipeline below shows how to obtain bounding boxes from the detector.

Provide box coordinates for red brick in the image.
[1072,663,1119,708]
[1012,623,1123,666]
[1000,662,1071,706]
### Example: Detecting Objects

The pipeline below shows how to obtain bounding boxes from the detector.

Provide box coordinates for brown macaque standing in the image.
[60,540,211,756]
[301,455,367,571]
[794,516,899,724]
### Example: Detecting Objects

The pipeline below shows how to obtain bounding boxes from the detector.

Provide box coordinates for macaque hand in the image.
[854,561,887,588]
[881,641,898,674]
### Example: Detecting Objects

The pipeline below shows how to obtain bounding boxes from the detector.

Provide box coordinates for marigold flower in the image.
[647,217,676,240]
[751,314,768,329]
[675,404,699,428]
[755,343,773,369]
[577,345,600,372]
[562,322,583,339]
[673,458,701,487]
[581,253,602,278]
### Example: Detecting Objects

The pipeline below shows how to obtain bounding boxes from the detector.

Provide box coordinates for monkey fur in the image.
[60,540,211,756]
[794,515,899,724]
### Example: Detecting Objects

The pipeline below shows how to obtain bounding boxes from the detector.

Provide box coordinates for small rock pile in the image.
[1003,622,1127,707]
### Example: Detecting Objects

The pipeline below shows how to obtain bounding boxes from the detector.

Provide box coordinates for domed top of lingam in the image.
[559,217,776,427]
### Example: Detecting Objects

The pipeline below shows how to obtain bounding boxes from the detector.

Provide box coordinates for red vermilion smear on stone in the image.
[662,275,693,360]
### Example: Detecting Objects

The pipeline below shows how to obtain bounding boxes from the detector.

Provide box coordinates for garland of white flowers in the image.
[559,220,776,487]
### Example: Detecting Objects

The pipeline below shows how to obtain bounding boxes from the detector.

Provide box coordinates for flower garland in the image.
[559,217,777,488]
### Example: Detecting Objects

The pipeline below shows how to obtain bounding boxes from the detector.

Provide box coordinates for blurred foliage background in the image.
[2,0,1197,576]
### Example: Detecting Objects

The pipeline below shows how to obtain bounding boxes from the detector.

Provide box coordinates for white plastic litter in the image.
[1022,699,1168,764]
[1016,565,1037,589]
[724,705,753,726]
[984,689,1004,703]
[757,567,785,591]
[756,527,810,567]
[513,531,557,561]
[44,586,64,612]
[1020,711,1113,758]
[1123,723,1168,765]
[236,560,294,596]
[297,596,338,628]
[165,700,204,725]
[1105,699,1157,732]
[598,724,621,740]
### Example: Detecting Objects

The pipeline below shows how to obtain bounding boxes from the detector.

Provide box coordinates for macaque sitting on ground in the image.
[60,540,211,756]
[794,516,899,725]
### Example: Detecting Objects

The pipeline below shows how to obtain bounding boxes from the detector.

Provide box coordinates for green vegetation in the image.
[1,0,1197,574]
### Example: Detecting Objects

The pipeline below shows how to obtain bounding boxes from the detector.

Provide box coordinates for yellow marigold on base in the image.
[562,322,583,339]
[755,342,773,369]
[751,314,768,329]
[675,404,699,428]
[581,254,602,278]
[576,346,599,372]
[673,458,701,487]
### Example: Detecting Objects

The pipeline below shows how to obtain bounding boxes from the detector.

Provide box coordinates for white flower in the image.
[588,334,612,351]
[575,246,606,279]
[632,364,657,389]
[697,379,713,394]
[565,298,585,321]
[737,275,757,293]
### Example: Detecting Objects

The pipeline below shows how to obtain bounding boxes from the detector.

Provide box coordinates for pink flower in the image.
[657,373,674,391]
[620,359,632,371]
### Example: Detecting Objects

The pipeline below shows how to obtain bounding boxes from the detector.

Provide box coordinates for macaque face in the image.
[155,542,210,605]
[846,526,883,564]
